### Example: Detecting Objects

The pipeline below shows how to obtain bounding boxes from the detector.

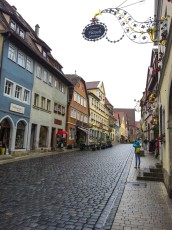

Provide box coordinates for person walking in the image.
[133,139,141,168]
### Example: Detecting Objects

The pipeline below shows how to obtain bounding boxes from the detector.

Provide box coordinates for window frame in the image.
[26,56,33,72]
[4,80,13,97]
[8,44,17,62]
[15,85,22,100]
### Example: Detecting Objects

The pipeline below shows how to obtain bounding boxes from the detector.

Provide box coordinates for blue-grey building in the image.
[0,0,72,154]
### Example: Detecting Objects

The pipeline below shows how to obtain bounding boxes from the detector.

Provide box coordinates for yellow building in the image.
[86,81,110,145]
[155,0,172,197]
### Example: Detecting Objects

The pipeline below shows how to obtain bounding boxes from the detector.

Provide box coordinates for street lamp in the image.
[134,99,141,112]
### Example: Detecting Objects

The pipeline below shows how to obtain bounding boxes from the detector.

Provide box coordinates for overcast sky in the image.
[7,0,155,120]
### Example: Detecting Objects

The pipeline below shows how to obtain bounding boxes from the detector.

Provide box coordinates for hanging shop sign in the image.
[82,22,107,41]
[82,4,168,45]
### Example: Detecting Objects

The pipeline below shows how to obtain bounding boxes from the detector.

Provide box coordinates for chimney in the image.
[12,6,17,11]
[35,24,40,37]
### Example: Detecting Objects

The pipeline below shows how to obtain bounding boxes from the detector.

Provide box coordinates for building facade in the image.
[114,108,136,142]
[0,0,72,153]
[140,49,159,149]
[86,81,109,145]
[65,74,89,146]
[154,0,172,197]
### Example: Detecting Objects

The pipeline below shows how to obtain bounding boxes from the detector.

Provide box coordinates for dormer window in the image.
[10,20,16,30]
[43,51,47,58]
[19,29,24,39]
[10,20,25,39]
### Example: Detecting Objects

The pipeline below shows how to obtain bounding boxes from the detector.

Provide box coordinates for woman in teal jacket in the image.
[133,139,141,168]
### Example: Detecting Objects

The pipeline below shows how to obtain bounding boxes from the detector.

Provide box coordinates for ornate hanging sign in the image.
[82,6,168,45]
[82,22,107,41]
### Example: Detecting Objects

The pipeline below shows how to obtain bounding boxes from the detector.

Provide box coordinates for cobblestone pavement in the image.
[0,144,133,230]
[111,151,172,230]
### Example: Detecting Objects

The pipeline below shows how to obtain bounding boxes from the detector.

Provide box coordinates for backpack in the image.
[136,147,141,154]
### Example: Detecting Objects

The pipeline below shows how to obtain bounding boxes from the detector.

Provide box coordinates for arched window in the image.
[15,121,26,149]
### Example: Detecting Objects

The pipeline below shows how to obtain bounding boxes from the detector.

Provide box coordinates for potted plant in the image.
[91,144,96,151]
[78,138,85,150]
[96,143,101,150]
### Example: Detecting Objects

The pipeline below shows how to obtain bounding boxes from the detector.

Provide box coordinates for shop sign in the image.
[54,119,62,125]
[10,103,25,114]
[82,22,107,41]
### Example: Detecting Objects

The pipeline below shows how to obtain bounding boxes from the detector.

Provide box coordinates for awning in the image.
[77,127,89,134]
[57,130,68,135]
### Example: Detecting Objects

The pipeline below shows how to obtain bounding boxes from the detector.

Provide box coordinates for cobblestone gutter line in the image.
[94,150,134,230]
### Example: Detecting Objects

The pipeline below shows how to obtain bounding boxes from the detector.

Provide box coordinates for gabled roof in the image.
[86,81,100,89]
[0,0,72,85]
[105,97,112,106]
[114,108,135,126]
[65,74,81,86]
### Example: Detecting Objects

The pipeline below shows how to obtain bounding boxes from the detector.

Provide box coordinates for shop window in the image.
[15,121,26,149]
[39,126,47,147]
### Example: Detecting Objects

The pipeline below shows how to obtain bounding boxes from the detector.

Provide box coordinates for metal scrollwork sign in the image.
[82,5,168,45]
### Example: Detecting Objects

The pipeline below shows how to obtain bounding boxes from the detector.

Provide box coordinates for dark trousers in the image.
[135,154,140,167]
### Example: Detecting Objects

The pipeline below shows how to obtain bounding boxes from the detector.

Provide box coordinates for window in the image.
[43,51,47,58]
[41,97,46,109]
[58,104,62,114]
[8,44,17,62]
[54,80,58,88]
[5,80,13,96]
[71,108,76,118]
[81,97,84,106]
[23,89,30,103]
[48,75,52,86]
[43,70,48,83]
[47,99,51,111]
[69,128,75,140]
[19,29,24,39]
[77,111,80,120]
[77,94,80,104]
[36,65,42,79]
[59,82,65,93]
[54,102,58,113]
[15,85,22,100]
[84,99,87,107]
[10,20,16,30]
[84,115,88,123]
[26,57,33,72]
[74,92,77,101]
[62,106,65,115]
[18,51,25,68]
[81,114,83,121]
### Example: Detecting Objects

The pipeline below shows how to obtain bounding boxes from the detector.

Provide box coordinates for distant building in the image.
[86,81,109,144]
[113,108,136,142]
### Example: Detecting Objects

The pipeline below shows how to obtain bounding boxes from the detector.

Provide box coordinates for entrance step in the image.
[137,166,164,182]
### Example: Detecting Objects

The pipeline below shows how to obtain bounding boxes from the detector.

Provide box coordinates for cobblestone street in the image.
[0,144,133,230]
